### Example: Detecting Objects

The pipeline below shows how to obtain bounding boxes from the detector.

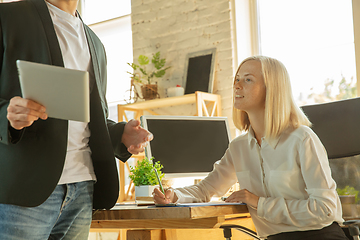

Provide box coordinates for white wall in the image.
[131,0,237,137]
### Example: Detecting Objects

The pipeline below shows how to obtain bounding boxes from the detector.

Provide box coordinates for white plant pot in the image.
[135,185,156,198]
[167,86,184,97]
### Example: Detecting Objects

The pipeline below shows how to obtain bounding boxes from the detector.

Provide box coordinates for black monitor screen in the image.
[141,116,230,177]
[185,54,213,94]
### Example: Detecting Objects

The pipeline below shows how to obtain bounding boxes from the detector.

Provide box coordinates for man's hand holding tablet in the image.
[7,96,48,130]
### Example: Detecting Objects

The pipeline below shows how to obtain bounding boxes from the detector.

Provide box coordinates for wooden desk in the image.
[91,204,255,240]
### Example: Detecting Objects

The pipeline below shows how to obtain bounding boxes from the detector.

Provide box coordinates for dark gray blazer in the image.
[0,0,130,209]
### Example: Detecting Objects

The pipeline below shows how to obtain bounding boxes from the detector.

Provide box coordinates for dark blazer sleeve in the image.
[107,119,132,161]
[0,8,24,145]
[0,15,9,145]
[0,101,12,145]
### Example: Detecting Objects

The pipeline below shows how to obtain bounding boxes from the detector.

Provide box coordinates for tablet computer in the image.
[16,60,90,122]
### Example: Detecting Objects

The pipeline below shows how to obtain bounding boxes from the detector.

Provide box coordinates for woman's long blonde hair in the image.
[232,56,311,139]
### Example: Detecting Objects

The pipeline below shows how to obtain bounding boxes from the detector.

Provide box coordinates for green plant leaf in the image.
[152,52,160,62]
[129,157,164,186]
[126,52,170,86]
[154,69,165,78]
[139,67,148,76]
[127,62,139,70]
[138,55,149,65]
[337,185,359,203]
[133,76,142,83]
[151,52,166,70]
[154,67,171,78]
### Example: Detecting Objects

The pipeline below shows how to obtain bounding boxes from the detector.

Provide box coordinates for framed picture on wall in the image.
[183,48,216,94]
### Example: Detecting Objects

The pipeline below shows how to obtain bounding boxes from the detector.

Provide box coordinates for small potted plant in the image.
[337,185,359,218]
[127,52,171,100]
[129,157,164,199]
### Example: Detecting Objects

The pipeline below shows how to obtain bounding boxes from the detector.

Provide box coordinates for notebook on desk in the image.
[155,202,246,207]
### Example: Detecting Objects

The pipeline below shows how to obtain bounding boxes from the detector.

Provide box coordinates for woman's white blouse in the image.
[174,125,343,238]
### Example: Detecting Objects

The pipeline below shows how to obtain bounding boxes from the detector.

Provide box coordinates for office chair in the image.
[301,97,360,240]
[220,224,259,240]
[344,220,360,240]
[221,98,360,240]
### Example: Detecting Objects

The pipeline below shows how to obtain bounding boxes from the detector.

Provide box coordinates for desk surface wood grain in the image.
[92,204,249,221]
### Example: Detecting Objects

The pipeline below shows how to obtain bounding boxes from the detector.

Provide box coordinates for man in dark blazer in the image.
[0,0,152,239]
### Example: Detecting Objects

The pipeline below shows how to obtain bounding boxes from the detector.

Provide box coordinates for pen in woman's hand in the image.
[153,188,167,203]
[221,196,228,201]
[154,168,165,196]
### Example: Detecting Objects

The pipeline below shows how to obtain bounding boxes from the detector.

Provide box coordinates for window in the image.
[81,0,133,122]
[257,0,356,105]
[88,17,133,109]
[81,0,131,25]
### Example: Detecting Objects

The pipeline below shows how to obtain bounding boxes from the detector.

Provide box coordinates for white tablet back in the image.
[16,60,90,122]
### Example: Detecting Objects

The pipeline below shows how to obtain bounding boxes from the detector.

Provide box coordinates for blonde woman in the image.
[153,56,347,240]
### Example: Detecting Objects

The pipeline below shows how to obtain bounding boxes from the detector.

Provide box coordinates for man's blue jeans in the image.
[0,181,94,240]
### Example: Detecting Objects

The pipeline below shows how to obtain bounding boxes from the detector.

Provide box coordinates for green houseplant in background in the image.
[129,157,164,199]
[337,186,359,218]
[127,52,170,100]
[337,186,359,202]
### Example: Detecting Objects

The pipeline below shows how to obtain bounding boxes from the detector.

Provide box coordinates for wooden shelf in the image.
[118,91,222,121]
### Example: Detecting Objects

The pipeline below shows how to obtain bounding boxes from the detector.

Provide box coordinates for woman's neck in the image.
[248,111,265,145]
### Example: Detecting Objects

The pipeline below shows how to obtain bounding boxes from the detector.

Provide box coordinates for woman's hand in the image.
[225,189,259,209]
[153,187,177,204]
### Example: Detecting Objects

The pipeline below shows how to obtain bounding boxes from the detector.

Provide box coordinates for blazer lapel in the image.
[82,24,107,109]
[29,0,64,67]
[76,12,97,96]
[83,27,97,94]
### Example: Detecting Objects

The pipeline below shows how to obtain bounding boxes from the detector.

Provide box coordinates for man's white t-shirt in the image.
[46,2,96,184]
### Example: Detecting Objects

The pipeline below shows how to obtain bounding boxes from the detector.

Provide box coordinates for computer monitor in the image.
[183,48,216,94]
[140,115,231,178]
